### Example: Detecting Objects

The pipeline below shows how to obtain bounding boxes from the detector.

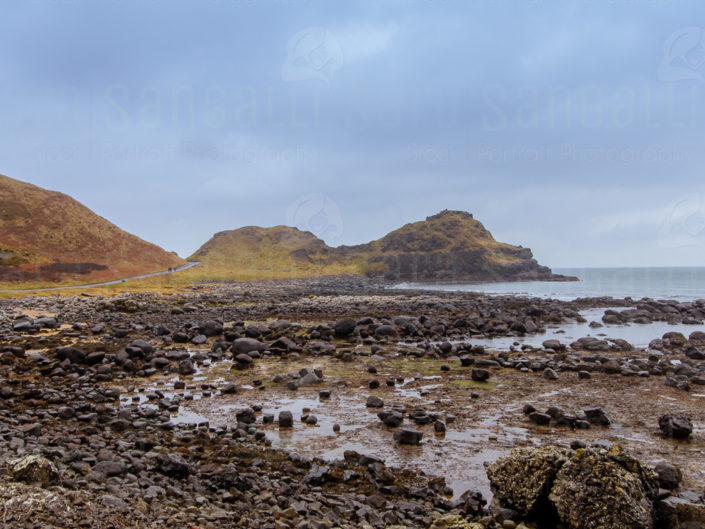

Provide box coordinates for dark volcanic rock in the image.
[366,395,384,408]
[658,414,693,439]
[529,412,551,426]
[378,410,403,427]
[471,368,491,382]
[584,408,610,426]
[154,454,191,479]
[654,461,682,490]
[278,410,293,428]
[231,338,266,356]
[57,346,85,364]
[333,318,357,337]
[199,320,223,337]
[393,428,423,445]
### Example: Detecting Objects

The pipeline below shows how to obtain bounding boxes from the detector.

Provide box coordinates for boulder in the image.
[393,428,423,445]
[199,320,223,337]
[178,359,195,375]
[231,338,266,356]
[471,368,491,382]
[279,410,293,428]
[56,346,85,364]
[378,410,403,427]
[234,353,253,368]
[375,324,398,338]
[658,414,693,439]
[235,408,256,424]
[94,461,126,477]
[549,446,658,529]
[654,461,682,490]
[488,445,659,529]
[333,318,357,337]
[658,494,705,528]
[10,455,60,486]
[131,339,154,355]
[584,408,610,426]
[299,372,320,386]
[487,446,572,515]
[543,368,558,380]
[366,395,384,408]
[529,412,551,426]
[542,339,563,351]
[154,454,191,479]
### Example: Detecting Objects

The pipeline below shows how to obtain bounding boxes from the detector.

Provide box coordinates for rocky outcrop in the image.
[486,445,571,516]
[549,446,658,529]
[488,445,659,529]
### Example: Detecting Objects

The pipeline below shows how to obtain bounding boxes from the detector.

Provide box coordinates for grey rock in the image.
[10,455,60,486]
[658,414,693,439]
[654,462,682,490]
[279,410,294,428]
[366,395,384,408]
[393,428,423,445]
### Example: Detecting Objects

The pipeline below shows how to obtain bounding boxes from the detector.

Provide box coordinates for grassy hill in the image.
[190,210,574,283]
[187,225,349,281]
[0,173,185,284]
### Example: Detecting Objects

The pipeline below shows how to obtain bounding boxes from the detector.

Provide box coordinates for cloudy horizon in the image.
[2,0,705,268]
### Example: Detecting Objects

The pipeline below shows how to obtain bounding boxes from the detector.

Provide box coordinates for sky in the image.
[1,0,705,268]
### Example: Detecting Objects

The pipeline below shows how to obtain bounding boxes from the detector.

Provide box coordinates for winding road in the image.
[0,261,201,293]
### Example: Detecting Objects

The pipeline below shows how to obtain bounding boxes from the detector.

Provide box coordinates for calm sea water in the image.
[395,267,705,302]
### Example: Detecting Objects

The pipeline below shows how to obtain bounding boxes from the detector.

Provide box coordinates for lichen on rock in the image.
[549,446,658,529]
[10,454,60,486]
[486,445,572,516]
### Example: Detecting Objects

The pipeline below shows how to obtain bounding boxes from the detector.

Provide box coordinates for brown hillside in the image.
[0,173,185,283]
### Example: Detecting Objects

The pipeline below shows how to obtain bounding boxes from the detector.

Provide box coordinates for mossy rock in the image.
[10,455,60,486]
[549,446,658,529]
[487,446,572,516]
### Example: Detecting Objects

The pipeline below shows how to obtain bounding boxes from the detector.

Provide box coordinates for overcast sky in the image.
[2,0,705,268]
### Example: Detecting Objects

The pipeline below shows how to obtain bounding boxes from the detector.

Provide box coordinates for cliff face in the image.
[191,210,576,283]
[0,174,185,283]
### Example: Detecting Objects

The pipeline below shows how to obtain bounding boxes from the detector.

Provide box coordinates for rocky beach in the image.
[1,275,704,528]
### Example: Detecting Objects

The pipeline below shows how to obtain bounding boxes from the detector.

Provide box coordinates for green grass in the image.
[447,379,498,389]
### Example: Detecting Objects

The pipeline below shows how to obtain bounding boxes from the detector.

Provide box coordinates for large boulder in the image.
[549,446,658,529]
[487,446,571,515]
[488,445,659,529]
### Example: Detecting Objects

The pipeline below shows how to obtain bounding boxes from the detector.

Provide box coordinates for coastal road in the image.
[0,261,201,293]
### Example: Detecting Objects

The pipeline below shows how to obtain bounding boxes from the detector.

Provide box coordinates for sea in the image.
[394,267,705,349]
[394,267,705,302]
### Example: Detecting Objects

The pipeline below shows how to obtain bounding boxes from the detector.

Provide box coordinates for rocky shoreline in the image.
[1,275,704,528]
